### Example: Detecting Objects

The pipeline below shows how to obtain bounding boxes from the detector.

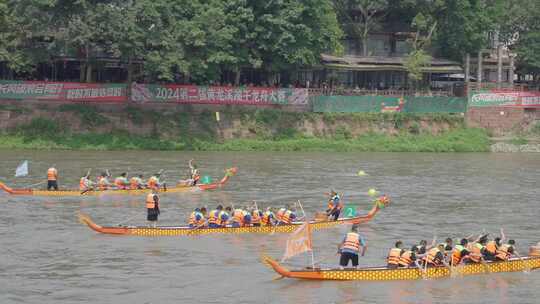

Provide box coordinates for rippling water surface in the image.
[0,150,539,304]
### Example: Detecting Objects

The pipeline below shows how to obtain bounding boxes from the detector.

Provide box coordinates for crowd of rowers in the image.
[187,205,300,228]
[45,159,203,191]
[337,226,519,269]
[384,230,519,268]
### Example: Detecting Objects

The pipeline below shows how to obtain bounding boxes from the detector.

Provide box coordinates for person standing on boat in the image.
[326,190,342,221]
[146,190,160,227]
[386,241,404,269]
[189,159,201,186]
[114,173,129,190]
[130,174,144,189]
[337,224,366,269]
[46,166,58,190]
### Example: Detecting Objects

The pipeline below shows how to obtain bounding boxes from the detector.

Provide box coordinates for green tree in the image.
[333,0,388,56]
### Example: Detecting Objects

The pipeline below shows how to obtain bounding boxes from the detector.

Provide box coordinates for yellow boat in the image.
[79,200,387,236]
[0,167,236,197]
[261,255,540,281]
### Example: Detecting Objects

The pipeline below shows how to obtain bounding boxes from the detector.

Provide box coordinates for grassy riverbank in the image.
[0,128,490,152]
[0,105,491,152]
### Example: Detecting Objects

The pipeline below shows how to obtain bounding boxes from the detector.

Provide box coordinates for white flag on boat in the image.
[15,160,29,177]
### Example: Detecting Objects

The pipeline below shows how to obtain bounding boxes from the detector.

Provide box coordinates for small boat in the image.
[0,167,237,197]
[79,201,386,236]
[261,255,540,281]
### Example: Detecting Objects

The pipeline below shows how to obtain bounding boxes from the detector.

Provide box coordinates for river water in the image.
[0,150,539,304]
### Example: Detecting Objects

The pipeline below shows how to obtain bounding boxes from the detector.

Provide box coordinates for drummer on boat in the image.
[326,190,342,221]
[189,159,201,186]
[46,166,59,191]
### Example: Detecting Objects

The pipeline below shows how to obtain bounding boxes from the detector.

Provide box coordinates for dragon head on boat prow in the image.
[0,181,14,194]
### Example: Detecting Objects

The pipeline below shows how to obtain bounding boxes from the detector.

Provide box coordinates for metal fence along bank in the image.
[1,81,539,113]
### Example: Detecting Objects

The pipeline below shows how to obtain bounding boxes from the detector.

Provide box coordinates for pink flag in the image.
[281,222,313,262]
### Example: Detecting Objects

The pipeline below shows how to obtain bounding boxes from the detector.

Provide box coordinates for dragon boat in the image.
[0,167,237,197]
[79,200,387,236]
[262,254,540,281]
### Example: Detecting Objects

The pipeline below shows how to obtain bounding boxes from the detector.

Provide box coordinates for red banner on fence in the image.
[0,81,127,102]
[469,89,540,108]
[131,83,309,105]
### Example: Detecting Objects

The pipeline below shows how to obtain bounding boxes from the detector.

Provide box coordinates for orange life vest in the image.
[426,247,443,265]
[398,250,413,267]
[251,210,261,224]
[387,248,402,265]
[129,177,142,189]
[451,245,466,266]
[276,208,286,222]
[189,211,205,226]
[146,193,156,209]
[485,241,497,255]
[147,176,159,189]
[79,177,88,190]
[262,211,274,226]
[208,210,220,225]
[281,210,294,224]
[469,243,484,263]
[232,209,244,226]
[47,168,57,181]
[495,244,512,261]
[114,177,128,189]
[98,177,109,190]
[342,232,361,252]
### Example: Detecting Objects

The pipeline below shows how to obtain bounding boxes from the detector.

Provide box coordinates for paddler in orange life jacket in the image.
[495,239,516,261]
[386,241,404,269]
[147,173,161,190]
[46,166,58,190]
[261,207,276,226]
[146,189,160,227]
[399,245,420,268]
[97,173,111,190]
[231,208,246,228]
[189,208,207,228]
[79,172,94,191]
[276,206,296,226]
[484,229,506,261]
[451,238,471,266]
[114,173,129,190]
[326,190,342,221]
[338,224,367,269]
[130,174,144,190]
[208,205,227,228]
[251,207,263,227]
[425,244,449,267]
[468,235,490,263]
